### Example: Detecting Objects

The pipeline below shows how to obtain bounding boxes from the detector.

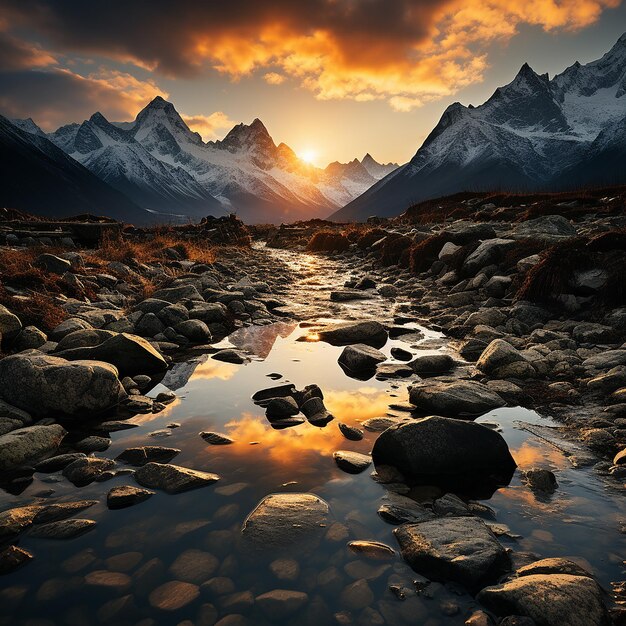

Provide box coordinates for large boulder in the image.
[409,381,505,417]
[511,215,577,241]
[0,424,66,470]
[372,416,516,492]
[0,353,126,417]
[477,339,536,379]
[477,573,610,626]
[241,493,329,555]
[394,517,510,591]
[338,344,386,372]
[54,332,167,376]
[317,321,387,348]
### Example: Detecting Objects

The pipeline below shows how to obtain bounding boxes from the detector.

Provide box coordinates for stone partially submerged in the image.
[409,381,505,417]
[317,321,388,349]
[372,416,516,494]
[394,517,510,591]
[241,493,329,555]
[0,353,126,417]
[0,424,66,471]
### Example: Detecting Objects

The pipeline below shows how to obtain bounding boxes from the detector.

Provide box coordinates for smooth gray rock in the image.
[13,326,47,351]
[409,381,505,417]
[54,332,167,376]
[394,517,510,590]
[410,354,455,376]
[200,432,234,445]
[107,485,154,509]
[0,304,22,343]
[116,446,180,466]
[241,493,329,555]
[333,450,372,474]
[151,284,204,303]
[175,319,211,343]
[0,424,66,471]
[0,353,125,417]
[338,344,386,371]
[63,457,115,486]
[338,423,364,441]
[134,462,219,494]
[34,452,86,473]
[477,574,610,626]
[318,321,388,349]
[477,340,536,379]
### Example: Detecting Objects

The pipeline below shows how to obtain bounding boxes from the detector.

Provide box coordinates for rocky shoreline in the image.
[0,205,624,625]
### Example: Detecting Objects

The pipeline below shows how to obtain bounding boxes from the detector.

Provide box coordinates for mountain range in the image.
[3,98,397,224]
[331,32,626,221]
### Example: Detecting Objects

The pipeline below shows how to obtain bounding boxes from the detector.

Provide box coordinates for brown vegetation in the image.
[306,230,350,252]
[408,233,449,273]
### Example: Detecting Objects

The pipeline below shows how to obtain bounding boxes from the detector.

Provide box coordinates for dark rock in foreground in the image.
[134,462,219,494]
[372,416,516,494]
[107,485,155,509]
[317,321,388,349]
[0,424,66,470]
[394,517,510,591]
[408,381,505,417]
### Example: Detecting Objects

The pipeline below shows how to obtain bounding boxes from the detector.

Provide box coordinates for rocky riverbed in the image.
[0,210,625,625]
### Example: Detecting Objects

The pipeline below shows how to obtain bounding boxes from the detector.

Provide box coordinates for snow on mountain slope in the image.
[0,115,152,224]
[332,32,626,222]
[10,118,46,137]
[47,111,225,218]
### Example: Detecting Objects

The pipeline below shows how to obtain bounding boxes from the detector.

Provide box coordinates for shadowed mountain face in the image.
[0,115,152,224]
[331,32,626,222]
[6,96,394,224]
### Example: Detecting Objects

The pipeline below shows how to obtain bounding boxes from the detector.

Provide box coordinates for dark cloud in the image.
[0,0,620,109]
[0,67,166,129]
[0,29,55,70]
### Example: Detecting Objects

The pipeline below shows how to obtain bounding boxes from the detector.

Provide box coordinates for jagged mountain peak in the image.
[9,117,46,136]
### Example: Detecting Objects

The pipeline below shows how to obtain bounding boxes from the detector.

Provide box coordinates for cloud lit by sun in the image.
[299,148,317,165]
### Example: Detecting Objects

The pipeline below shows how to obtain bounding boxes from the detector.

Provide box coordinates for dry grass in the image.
[92,229,216,265]
[356,228,388,250]
[408,233,449,273]
[306,231,350,252]
[379,233,413,267]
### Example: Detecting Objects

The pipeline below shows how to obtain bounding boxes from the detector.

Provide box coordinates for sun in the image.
[299,149,317,165]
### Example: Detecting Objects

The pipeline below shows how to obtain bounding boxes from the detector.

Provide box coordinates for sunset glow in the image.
[298,149,317,165]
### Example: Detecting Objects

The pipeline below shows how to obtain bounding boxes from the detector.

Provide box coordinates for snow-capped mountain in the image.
[332,32,626,221]
[33,95,396,224]
[49,111,225,218]
[0,115,151,224]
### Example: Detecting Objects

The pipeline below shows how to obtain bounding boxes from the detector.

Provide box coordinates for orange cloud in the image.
[182,111,237,140]
[1,0,622,111]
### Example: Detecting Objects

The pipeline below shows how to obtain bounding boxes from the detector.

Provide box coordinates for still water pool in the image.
[1,322,624,625]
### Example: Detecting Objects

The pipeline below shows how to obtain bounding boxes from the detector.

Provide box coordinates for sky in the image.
[0,0,624,167]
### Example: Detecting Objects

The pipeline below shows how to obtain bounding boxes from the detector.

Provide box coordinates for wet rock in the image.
[116,446,181,466]
[372,416,516,492]
[33,500,97,524]
[333,451,372,474]
[317,321,388,349]
[169,549,219,584]
[212,349,247,364]
[362,416,409,432]
[149,580,200,611]
[409,381,505,417]
[614,448,626,465]
[175,319,212,343]
[516,558,593,578]
[266,397,300,418]
[477,573,610,626]
[477,340,536,379]
[0,424,66,470]
[0,545,32,574]
[521,468,558,494]
[73,435,111,453]
[338,344,386,372]
[135,463,219,494]
[394,517,509,590]
[376,363,413,379]
[269,558,300,581]
[202,576,236,595]
[340,579,374,611]
[107,485,154,509]
[0,353,125,417]
[0,505,43,540]
[391,347,413,361]
[377,496,435,525]
[54,332,167,376]
[410,354,455,376]
[256,589,308,619]
[29,518,96,539]
[348,540,395,560]
[433,493,471,517]
[252,384,297,404]
[331,290,372,302]
[338,423,364,441]
[241,493,329,554]
[63,457,115,487]
[200,432,235,445]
